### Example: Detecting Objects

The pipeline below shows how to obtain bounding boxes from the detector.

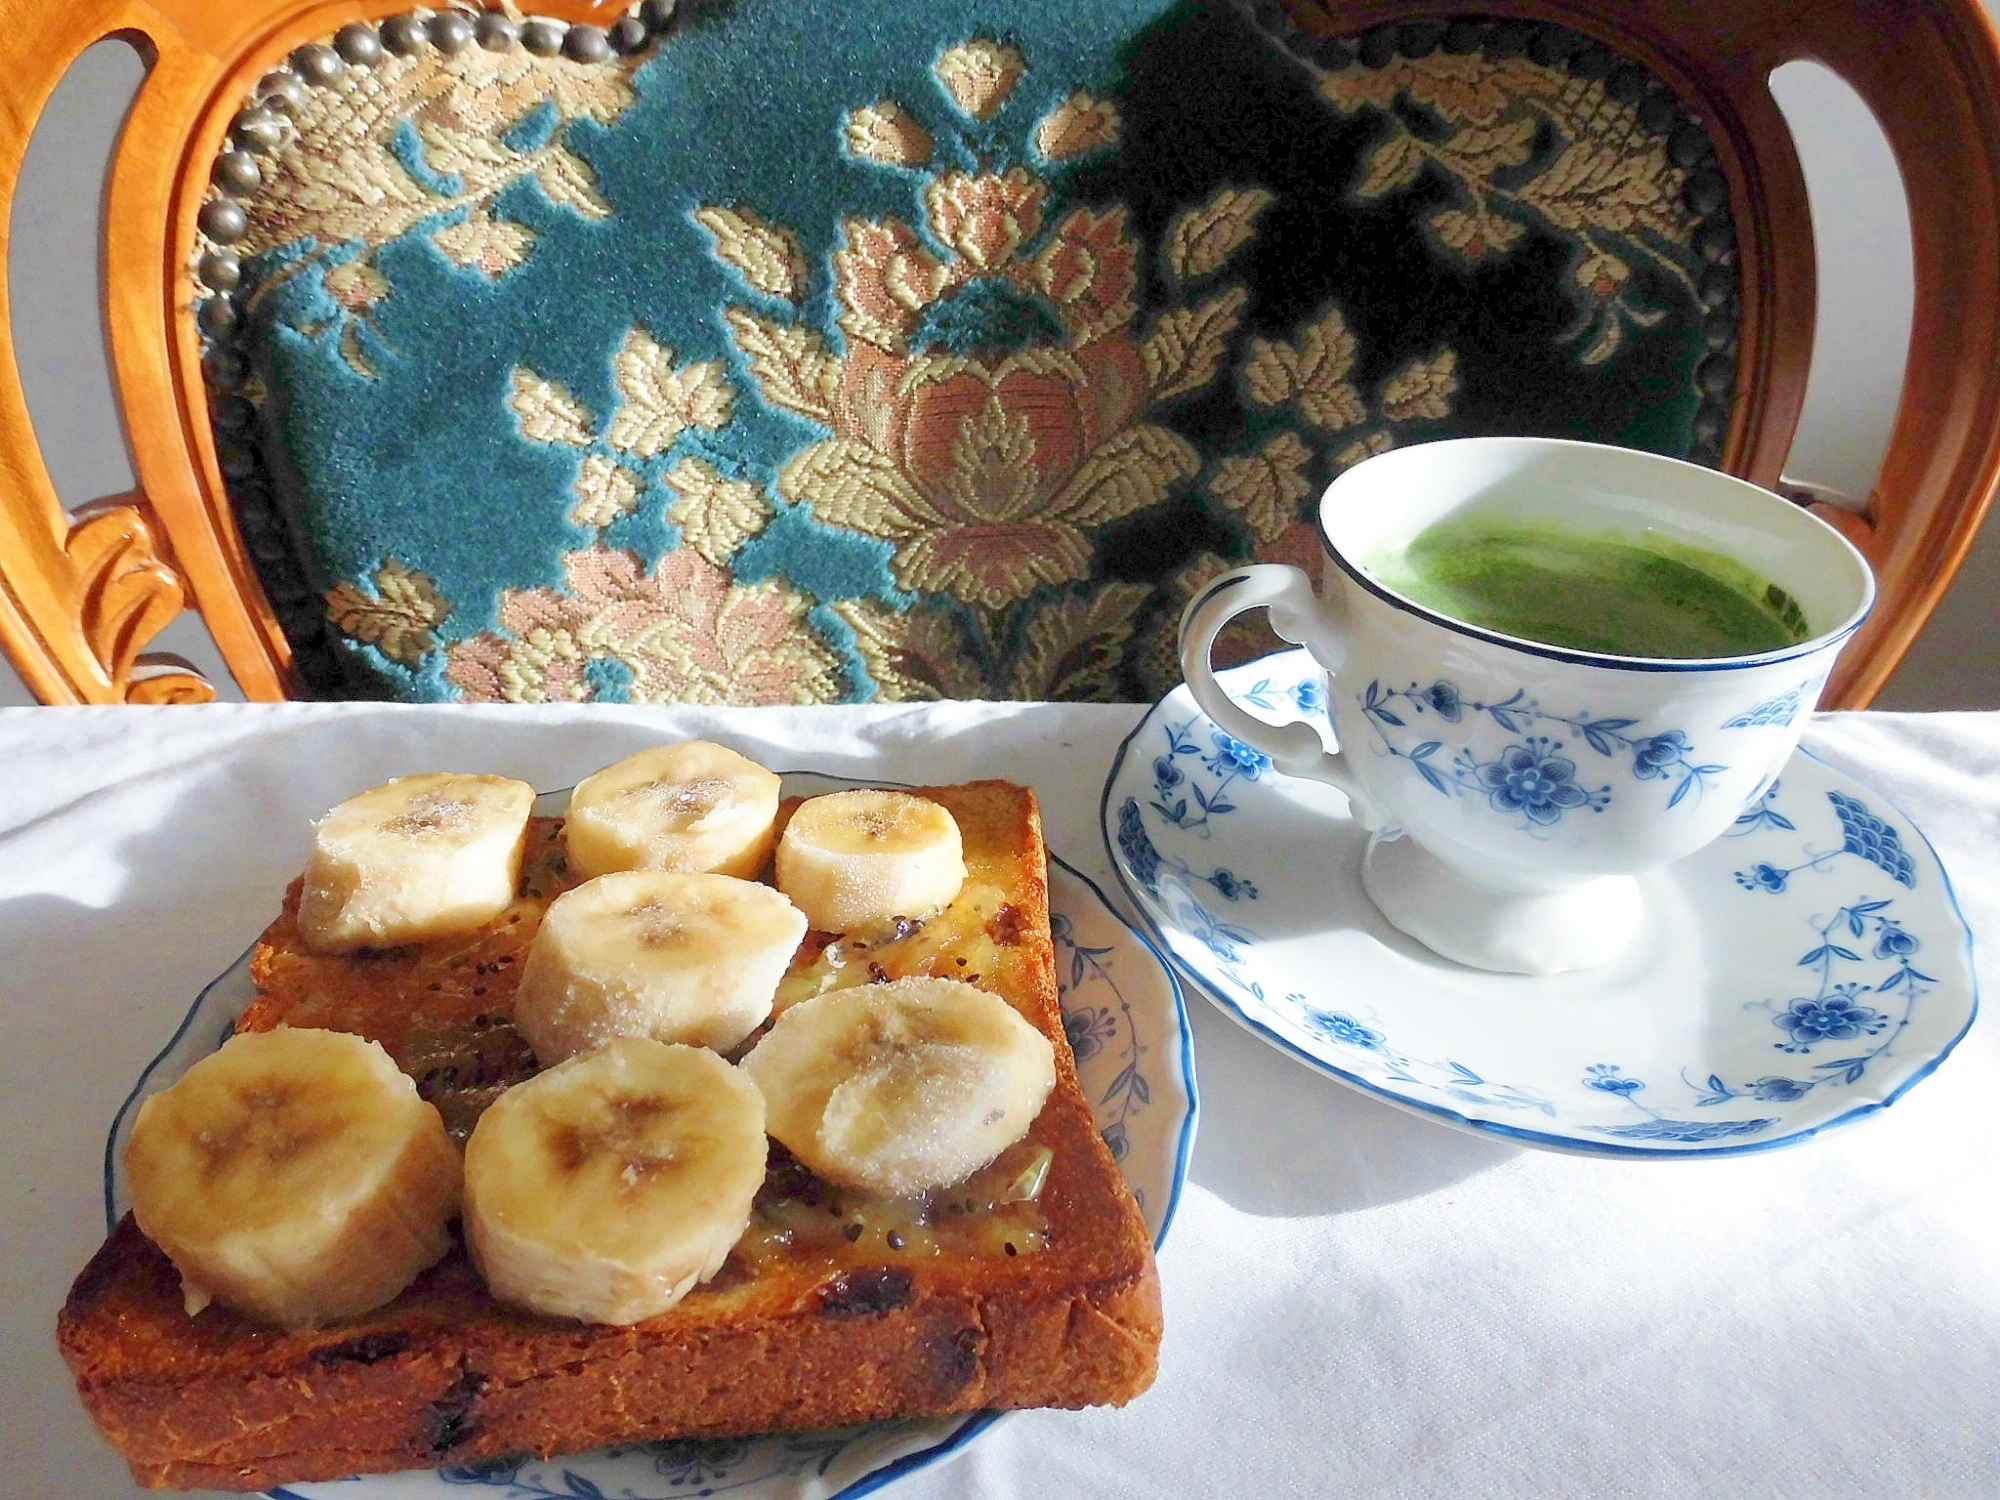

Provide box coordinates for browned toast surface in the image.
[59,781,1160,1490]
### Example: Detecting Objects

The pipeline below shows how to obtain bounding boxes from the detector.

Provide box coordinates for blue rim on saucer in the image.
[102,775,1197,1500]
[1101,649,1976,1160]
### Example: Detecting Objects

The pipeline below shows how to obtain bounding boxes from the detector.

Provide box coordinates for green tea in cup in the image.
[1368,513,1809,659]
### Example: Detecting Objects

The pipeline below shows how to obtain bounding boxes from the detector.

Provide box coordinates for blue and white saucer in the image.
[1101,650,1976,1159]
[105,774,1196,1500]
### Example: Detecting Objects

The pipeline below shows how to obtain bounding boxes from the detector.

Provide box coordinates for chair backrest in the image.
[4,0,1998,706]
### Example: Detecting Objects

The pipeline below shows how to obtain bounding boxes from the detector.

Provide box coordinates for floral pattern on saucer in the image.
[1102,649,1977,1158]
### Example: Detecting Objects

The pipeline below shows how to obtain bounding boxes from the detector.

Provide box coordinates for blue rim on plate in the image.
[102,773,1196,1500]
[1101,650,1976,1160]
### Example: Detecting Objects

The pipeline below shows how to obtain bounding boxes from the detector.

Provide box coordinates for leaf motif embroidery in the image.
[445,547,842,706]
[779,439,947,540]
[1142,287,1249,401]
[431,212,537,277]
[1379,348,1459,421]
[663,457,774,565]
[507,367,595,447]
[832,598,987,701]
[1435,117,1539,178]
[1164,186,1275,280]
[534,147,610,218]
[1430,207,1525,259]
[325,558,449,667]
[606,327,735,457]
[570,455,643,529]
[693,204,811,303]
[1357,131,1424,198]
[1336,429,1395,468]
[1318,50,1704,370]
[1007,582,1151,700]
[1206,432,1311,543]
[1242,305,1363,431]
[1049,424,1202,531]
[721,309,840,425]
[337,322,379,380]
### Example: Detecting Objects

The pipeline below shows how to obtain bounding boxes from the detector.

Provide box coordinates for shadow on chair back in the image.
[3,0,1998,707]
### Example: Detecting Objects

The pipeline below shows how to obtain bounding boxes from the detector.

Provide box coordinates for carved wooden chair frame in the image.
[3,0,1998,705]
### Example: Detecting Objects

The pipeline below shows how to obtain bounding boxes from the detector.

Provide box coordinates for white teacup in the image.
[1178,437,1876,975]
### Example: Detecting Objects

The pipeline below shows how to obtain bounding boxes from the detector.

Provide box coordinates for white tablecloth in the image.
[5,702,1997,1500]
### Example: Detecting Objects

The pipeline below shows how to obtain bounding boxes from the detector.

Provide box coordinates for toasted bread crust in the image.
[59,781,1160,1490]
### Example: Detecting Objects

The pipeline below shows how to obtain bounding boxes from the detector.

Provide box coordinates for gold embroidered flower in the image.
[933,39,1025,121]
[707,37,1266,646]
[832,218,947,352]
[444,547,841,705]
[780,379,1196,609]
[1029,205,1138,344]
[924,169,1047,272]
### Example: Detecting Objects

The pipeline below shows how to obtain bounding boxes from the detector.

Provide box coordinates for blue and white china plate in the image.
[1102,650,1975,1159]
[105,774,1196,1500]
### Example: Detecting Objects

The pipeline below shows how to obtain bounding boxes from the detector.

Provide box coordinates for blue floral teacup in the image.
[1179,437,1875,975]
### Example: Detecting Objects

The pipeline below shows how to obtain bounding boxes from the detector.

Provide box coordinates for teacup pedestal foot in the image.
[1361,833,1642,975]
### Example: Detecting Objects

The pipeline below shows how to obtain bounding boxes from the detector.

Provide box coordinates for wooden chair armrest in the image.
[0,3,219,703]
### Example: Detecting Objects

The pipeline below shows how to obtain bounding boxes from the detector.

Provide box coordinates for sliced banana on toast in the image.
[298,773,535,953]
[123,1027,460,1332]
[775,789,966,934]
[463,1037,767,1325]
[743,976,1056,1197]
[514,871,808,1062]
[564,741,782,881]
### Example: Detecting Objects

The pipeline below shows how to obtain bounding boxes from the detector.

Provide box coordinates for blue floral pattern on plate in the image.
[1102,649,1977,1159]
[1358,678,1728,822]
[103,777,1197,1500]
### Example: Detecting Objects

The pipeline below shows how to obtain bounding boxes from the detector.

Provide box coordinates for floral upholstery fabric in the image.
[210,0,1732,702]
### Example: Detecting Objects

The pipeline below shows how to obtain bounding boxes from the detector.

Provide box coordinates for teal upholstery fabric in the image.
[200,1,1738,702]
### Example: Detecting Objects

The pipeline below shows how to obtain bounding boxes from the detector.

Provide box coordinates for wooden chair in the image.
[3,0,1998,707]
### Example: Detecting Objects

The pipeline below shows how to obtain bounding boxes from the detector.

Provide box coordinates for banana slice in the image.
[514,871,808,1063]
[774,790,965,934]
[123,1027,460,1332]
[298,773,535,953]
[463,1037,767,1325]
[564,741,782,881]
[741,976,1056,1197]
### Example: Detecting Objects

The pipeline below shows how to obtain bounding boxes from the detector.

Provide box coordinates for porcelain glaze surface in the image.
[103,776,1196,1500]
[1177,438,1876,972]
[1105,649,1976,1158]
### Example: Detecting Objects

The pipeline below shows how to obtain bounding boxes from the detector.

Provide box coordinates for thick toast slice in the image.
[59,781,1160,1491]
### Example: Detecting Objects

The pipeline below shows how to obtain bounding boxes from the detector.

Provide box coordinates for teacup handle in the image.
[1177,565,1386,830]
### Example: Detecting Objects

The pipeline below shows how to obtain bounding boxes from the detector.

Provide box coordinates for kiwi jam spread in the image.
[745,885,1053,1266]
[384,842,1051,1262]
[1370,514,1811,659]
